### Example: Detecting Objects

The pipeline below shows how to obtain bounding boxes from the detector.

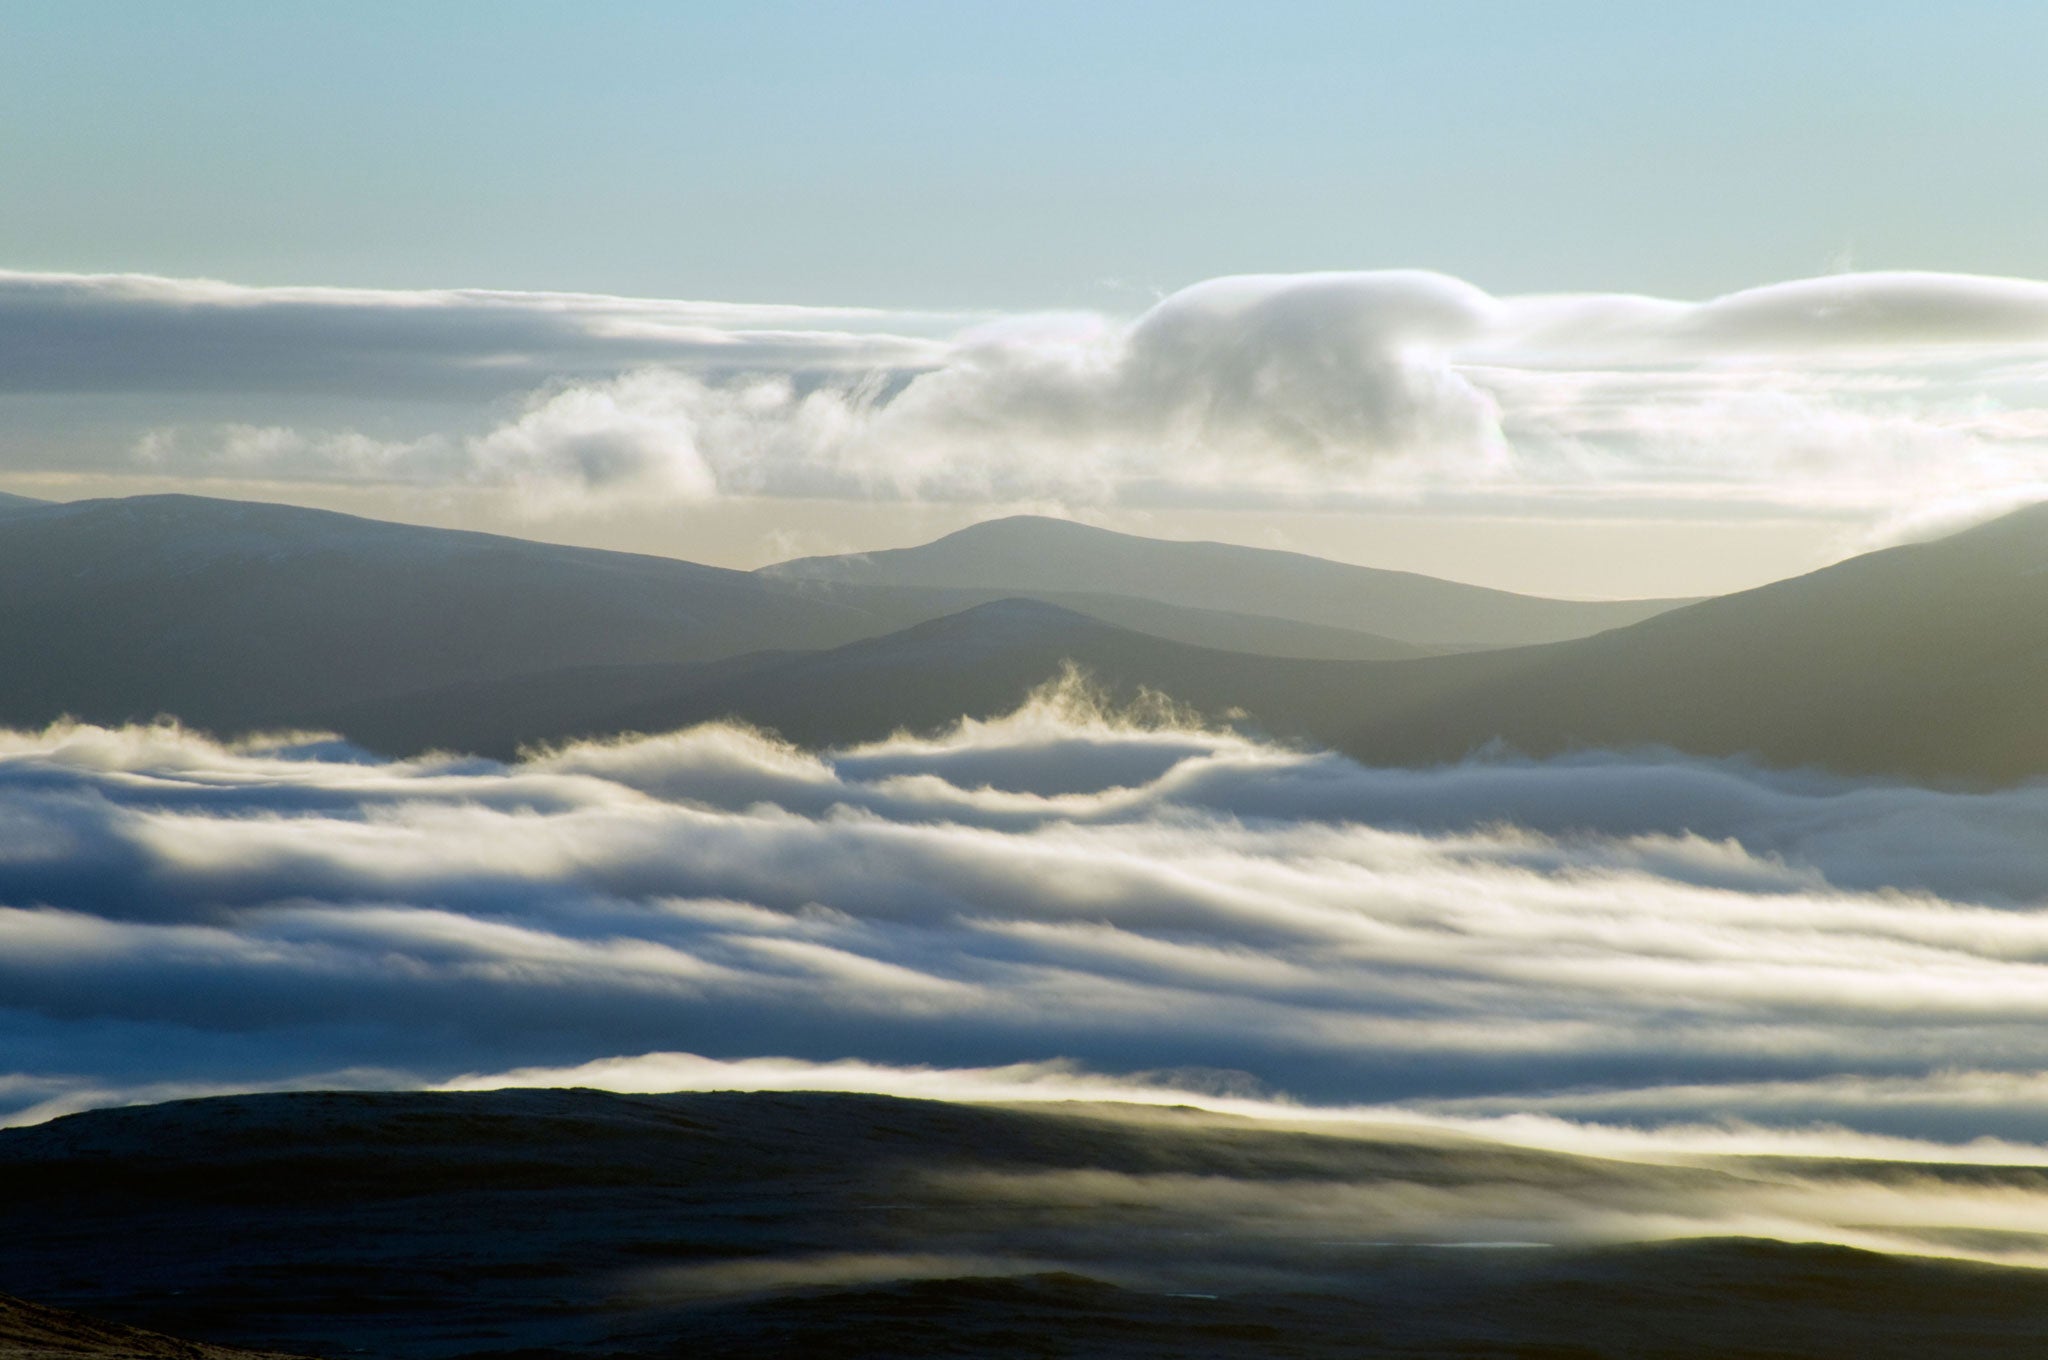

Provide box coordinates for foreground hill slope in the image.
[0,1293,306,1360]
[4,1088,2047,1360]
[763,513,1693,647]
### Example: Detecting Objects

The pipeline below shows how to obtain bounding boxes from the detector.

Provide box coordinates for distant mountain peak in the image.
[761,513,1693,649]
[937,513,1116,537]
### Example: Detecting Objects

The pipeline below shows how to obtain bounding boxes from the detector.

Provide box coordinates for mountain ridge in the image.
[0,494,1658,734]
[333,500,2048,783]
[8,493,2045,783]
[762,513,1697,648]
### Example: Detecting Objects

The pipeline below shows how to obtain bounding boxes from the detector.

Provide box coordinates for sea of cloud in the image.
[4,672,2048,1180]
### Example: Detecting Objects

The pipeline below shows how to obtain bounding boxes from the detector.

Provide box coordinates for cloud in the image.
[6,682,2048,1166]
[104,272,1512,508]
[17,687,2048,1268]
[871,270,1508,483]
[437,1049,2048,1169]
[8,266,2048,519]
[466,371,723,505]
[1678,271,2048,350]
[0,268,957,399]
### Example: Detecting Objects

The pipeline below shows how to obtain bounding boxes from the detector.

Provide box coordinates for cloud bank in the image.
[9,267,2048,523]
[5,678,2048,1175]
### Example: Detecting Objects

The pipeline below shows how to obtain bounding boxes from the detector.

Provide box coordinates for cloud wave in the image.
[5,676,2048,1166]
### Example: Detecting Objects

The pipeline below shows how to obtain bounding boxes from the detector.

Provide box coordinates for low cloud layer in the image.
[5,677,2048,1181]
[8,267,2048,526]
[0,268,958,397]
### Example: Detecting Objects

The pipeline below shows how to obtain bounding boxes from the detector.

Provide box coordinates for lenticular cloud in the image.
[4,676,2048,1153]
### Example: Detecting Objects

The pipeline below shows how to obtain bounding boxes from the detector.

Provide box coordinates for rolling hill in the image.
[6,1088,2048,1360]
[1326,501,2048,781]
[0,495,902,731]
[337,503,2048,784]
[753,579,1435,660]
[762,514,1693,648]
[8,493,2042,783]
[0,496,1538,733]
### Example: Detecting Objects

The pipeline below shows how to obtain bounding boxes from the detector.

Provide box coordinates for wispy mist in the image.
[4,674,2047,1166]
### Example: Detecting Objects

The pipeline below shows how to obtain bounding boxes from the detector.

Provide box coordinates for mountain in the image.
[762,514,1693,648]
[324,597,1424,758]
[6,1088,2048,1360]
[1323,502,2048,781]
[765,580,1438,660]
[321,599,1240,756]
[0,495,925,731]
[0,492,46,514]
[10,493,2043,783]
[341,503,2048,783]
[0,497,1476,734]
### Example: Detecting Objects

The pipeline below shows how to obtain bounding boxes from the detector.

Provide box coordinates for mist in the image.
[5,674,2046,1170]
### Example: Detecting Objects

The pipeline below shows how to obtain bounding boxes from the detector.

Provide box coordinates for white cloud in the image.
[6,683,2048,1155]
[0,267,958,396]
[467,371,722,507]
[1,264,2041,519]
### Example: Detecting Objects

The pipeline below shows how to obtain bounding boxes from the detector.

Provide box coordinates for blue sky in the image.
[6,0,2046,308]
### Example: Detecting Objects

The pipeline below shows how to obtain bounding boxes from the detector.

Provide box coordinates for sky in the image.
[5,0,2048,593]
